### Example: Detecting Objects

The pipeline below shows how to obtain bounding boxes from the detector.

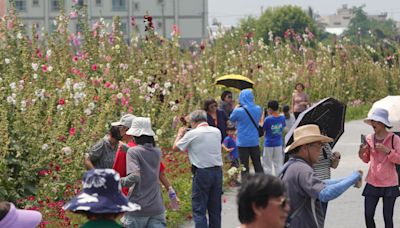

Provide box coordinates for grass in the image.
[346,104,372,122]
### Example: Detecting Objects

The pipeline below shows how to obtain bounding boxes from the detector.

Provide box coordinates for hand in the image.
[354,170,363,188]
[375,143,391,154]
[332,151,341,160]
[177,127,186,137]
[226,147,234,152]
[358,144,369,159]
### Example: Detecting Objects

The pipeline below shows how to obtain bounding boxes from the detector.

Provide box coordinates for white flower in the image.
[6,96,15,105]
[47,65,53,72]
[84,108,92,116]
[42,144,49,150]
[46,49,52,57]
[88,102,95,110]
[62,147,72,155]
[171,105,178,111]
[138,70,143,76]
[227,167,238,177]
[33,74,38,79]
[156,129,162,135]
[57,104,63,111]
[4,58,10,64]
[164,81,172,88]
[116,92,123,99]
[9,82,16,91]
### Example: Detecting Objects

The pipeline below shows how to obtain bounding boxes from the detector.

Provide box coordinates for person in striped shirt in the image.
[312,143,341,217]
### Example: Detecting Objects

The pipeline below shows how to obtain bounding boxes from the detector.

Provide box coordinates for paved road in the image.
[182,120,400,228]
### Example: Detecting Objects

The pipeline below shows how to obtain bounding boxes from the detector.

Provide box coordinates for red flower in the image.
[38,170,48,176]
[58,98,65,105]
[104,81,112,88]
[28,195,35,201]
[69,127,76,136]
[55,165,61,172]
[91,64,98,71]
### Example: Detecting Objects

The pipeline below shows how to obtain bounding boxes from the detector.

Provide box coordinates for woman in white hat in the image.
[359,108,400,228]
[120,117,166,228]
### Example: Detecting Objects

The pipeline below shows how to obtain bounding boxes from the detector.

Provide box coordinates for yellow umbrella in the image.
[215,74,254,90]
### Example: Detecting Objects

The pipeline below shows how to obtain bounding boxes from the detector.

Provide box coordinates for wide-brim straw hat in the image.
[284,124,333,153]
[364,108,392,128]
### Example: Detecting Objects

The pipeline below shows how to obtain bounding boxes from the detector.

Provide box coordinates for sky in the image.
[208,0,400,26]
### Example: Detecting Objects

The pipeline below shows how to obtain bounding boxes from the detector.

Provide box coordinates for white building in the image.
[317,4,389,35]
[1,0,208,45]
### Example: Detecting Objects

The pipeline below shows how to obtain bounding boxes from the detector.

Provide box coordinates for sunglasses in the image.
[277,197,290,209]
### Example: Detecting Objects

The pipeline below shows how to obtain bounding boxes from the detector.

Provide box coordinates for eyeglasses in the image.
[268,196,289,210]
[309,142,323,149]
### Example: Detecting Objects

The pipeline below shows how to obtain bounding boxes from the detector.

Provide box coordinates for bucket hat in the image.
[111,114,136,128]
[126,117,155,137]
[284,124,333,153]
[364,108,393,128]
[63,169,141,213]
[0,202,42,228]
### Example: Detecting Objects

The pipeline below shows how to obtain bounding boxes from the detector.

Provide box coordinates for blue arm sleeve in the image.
[319,171,361,202]
[323,178,345,185]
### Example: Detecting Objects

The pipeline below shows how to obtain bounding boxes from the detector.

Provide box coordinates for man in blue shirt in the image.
[230,89,264,179]
[263,100,286,175]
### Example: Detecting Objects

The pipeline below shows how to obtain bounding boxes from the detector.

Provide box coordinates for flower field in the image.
[0,5,399,227]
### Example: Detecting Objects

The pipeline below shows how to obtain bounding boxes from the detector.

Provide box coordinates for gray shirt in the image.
[176,124,223,168]
[126,144,165,217]
[88,136,126,169]
[282,158,325,228]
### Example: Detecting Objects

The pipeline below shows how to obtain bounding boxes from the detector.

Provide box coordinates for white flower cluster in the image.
[35,89,46,100]
[84,102,96,116]
[6,93,17,105]
[72,82,86,105]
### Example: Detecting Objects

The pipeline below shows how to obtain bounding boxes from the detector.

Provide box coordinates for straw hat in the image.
[284,124,333,153]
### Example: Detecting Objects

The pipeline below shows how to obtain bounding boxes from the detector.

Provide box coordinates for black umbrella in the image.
[285,97,346,148]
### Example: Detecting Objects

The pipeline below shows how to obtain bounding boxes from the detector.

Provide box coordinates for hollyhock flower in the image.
[55,165,61,172]
[72,0,78,4]
[4,58,10,64]
[42,64,47,72]
[42,144,49,150]
[91,64,98,71]
[131,16,136,26]
[47,65,53,72]
[32,63,39,71]
[58,98,65,105]
[70,11,77,18]
[104,81,111,88]
[72,56,79,63]
[69,127,76,137]
[62,146,72,156]
[7,20,13,29]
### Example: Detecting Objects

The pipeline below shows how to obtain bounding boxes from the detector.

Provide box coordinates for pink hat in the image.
[0,203,42,228]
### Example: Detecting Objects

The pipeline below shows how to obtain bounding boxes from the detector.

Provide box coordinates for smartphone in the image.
[360,134,366,145]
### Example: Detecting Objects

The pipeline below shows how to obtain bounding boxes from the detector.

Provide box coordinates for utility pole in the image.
[160,0,166,37]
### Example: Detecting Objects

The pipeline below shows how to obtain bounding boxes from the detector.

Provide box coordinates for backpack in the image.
[391,132,400,185]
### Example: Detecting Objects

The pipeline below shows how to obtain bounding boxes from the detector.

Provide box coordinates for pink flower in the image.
[42,65,47,72]
[69,127,76,136]
[91,64,98,71]
[70,11,77,18]
[104,81,112,88]
[72,0,78,4]
[72,56,79,63]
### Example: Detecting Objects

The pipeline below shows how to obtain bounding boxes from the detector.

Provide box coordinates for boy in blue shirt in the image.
[222,124,239,168]
[263,100,286,175]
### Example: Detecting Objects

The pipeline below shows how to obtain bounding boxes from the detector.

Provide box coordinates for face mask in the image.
[110,126,123,141]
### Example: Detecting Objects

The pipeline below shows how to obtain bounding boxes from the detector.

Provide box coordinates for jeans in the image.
[238,146,264,179]
[123,212,166,228]
[262,146,284,175]
[192,166,223,228]
[365,196,397,228]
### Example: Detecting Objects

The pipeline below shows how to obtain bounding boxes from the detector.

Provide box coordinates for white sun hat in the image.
[126,117,155,136]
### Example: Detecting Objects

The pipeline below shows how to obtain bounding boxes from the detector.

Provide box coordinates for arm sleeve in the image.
[298,169,326,199]
[175,132,192,152]
[230,109,239,122]
[319,171,361,202]
[120,173,140,187]
[388,135,400,164]
[88,139,105,164]
[323,178,345,185]
[126,148,141,176]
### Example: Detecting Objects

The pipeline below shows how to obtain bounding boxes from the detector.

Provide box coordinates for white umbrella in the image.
[369,95,400,132]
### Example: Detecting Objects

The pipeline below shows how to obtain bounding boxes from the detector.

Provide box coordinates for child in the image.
[63,169,140,228]
[262,100,286,175]
[222,124,239,168]
[282,105,295,134]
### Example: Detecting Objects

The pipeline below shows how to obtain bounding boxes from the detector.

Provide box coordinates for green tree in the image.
[238,5,319,43]
[344,6,398,43]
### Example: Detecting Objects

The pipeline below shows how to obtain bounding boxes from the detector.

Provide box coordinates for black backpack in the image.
[391,132,400,185]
